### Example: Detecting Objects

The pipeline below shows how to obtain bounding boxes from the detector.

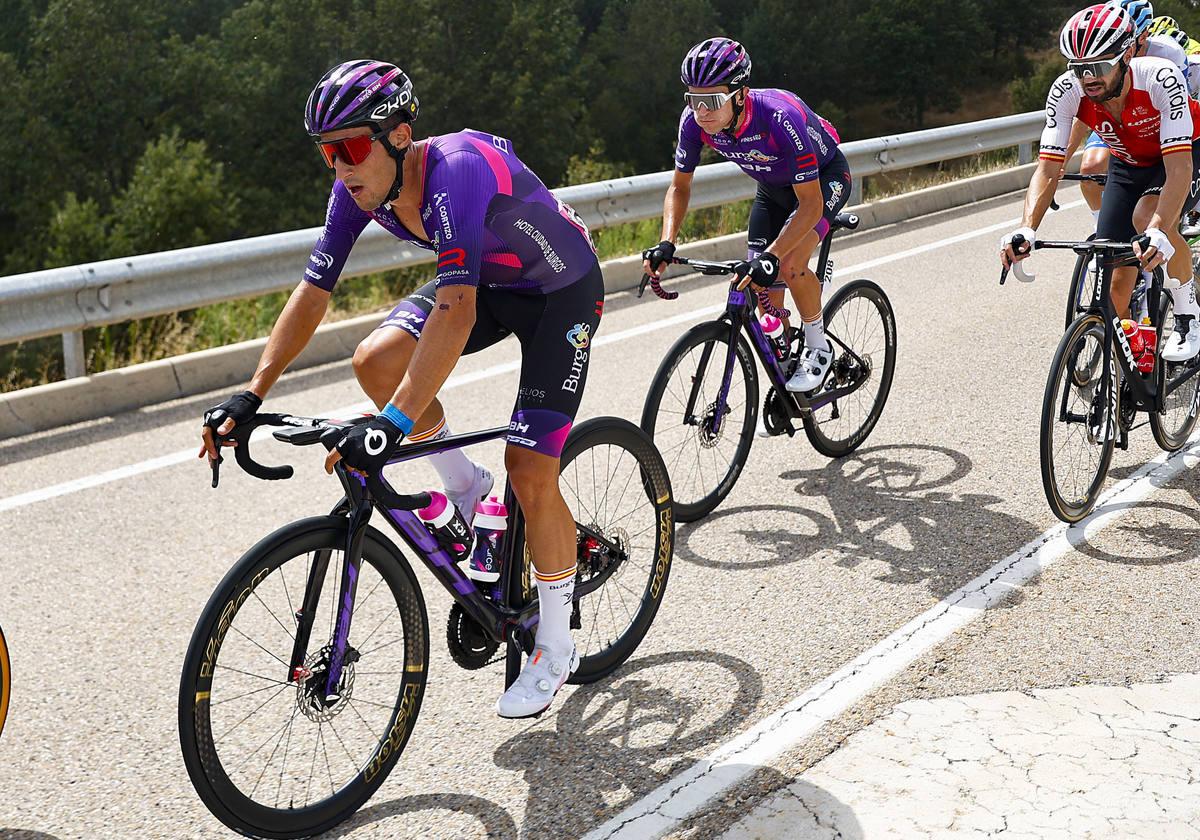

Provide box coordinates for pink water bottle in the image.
[760,313,788,359]
[466,496,508,582]
[416,492,472,563]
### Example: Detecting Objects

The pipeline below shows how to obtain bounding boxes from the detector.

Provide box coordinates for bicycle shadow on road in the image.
[315,791,518,839]
[677,444,1042,599]
[493,649,764,840]
[0,831,66,840]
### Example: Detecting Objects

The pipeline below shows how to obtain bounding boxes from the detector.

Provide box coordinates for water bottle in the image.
[1138,317,1157,375]
[416,491,472,564]
[760,313,789,360]
[1132,272,1150,323]
[469,496,509,581]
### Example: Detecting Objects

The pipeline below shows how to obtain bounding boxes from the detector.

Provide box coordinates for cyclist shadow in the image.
[317,791,518,839]
[678,444,1042,599]
[1069,447,1200,565]
[492,649,768,840]
[0,832,67,839]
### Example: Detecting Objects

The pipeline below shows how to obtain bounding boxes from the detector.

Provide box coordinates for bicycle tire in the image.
[802,279,897,458]
[1040,314,1116,523]
[179,517,429,839]
[515,417,675,685]
[1065,248,1097,330]
[641,320,757,523]
[0,624,9,742]
[1150,294,1200,450]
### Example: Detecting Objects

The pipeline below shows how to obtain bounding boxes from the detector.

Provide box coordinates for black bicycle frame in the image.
[1073,245,1200,418]
[285,426,629,695]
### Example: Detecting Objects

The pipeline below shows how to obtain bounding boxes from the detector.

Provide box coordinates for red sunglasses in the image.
[315,128,387,168]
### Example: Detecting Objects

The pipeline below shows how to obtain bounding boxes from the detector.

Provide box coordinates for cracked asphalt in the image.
[1,189,1197,839]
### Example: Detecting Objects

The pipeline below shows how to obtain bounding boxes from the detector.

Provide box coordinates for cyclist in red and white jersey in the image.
[1071,1,1192,216]
[1002,4,1200,360]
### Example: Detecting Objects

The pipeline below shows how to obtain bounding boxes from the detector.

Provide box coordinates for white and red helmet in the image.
[1059,4,1136,60]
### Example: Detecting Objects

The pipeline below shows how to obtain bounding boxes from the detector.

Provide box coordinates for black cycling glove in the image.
[335,416,407,475]
[733,253,781,290]
[203,390,262,434]
[642,240,677,273]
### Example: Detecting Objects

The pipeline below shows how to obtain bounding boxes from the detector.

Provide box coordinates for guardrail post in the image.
[849,177,864,206]
[62,331,86,379]
[1017,141,1034,165]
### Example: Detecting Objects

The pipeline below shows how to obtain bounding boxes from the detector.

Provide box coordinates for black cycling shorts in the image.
[377,263,604,458]
[1097,141,1200,243]
[747,148,853,288]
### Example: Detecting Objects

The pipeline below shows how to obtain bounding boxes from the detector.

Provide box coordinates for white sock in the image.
[1170,280,1200,319]
[534,564,576,655]
[802,316,829,352]
[1091,209,1100,228]
[409,418,477,494]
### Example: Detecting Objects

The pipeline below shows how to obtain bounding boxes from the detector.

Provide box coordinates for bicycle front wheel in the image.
[1041,313,1116,523]
[802,279,897,458]
[179,517,429,839]
[0,624,9,742]
[641,320,757,522]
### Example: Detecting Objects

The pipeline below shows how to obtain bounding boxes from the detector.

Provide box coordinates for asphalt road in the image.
[1,189,1196,840]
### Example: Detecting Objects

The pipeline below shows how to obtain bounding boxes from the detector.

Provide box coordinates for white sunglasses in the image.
[684,90,737,112]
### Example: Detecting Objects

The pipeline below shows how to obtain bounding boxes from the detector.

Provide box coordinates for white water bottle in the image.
[464,496,508,582]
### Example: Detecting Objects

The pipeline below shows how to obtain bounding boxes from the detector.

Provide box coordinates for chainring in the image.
[762,387,791,437]
[446,602,501,670]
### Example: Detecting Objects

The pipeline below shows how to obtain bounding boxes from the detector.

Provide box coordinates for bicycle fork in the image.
[287,496,372,704]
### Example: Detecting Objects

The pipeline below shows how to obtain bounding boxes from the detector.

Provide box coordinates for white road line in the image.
[581,433,1200,840]
[0,198,1082,515]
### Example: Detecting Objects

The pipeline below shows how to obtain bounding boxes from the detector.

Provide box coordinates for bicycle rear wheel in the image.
[641,320,757,522]
[517,417,674,685]
[179,518,429,839]
[1041,314,1117,523]
[0,624,9,741]
[802,279,897,458]
[1151,294,1200,450]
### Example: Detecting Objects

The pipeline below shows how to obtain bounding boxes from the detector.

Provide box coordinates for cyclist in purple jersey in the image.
[643,37,853,393]
[199,60,601,719]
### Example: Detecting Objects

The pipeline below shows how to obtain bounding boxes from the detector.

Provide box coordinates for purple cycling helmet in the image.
[680,37,752,89]
[304,59,420,137]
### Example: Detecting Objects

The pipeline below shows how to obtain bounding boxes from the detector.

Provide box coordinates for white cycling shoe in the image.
[1163,315,1200,362]
[785,344,833,393]
[447,463,493,526]
[496,645,579,719]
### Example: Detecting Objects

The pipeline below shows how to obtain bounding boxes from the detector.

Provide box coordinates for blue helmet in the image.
[1118,0,1154,35]
[680,38,752,89]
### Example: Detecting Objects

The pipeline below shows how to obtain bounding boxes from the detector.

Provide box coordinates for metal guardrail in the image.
[0,111,1045,378]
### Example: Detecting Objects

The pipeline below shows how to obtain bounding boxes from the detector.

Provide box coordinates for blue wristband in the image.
[379,404,415,435]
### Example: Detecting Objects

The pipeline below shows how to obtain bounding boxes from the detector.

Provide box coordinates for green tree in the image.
[855,0,988,129]
[45,193,111,269]
[580,0,722,174]
[1010,55,1064,113]
[109,130,241,256]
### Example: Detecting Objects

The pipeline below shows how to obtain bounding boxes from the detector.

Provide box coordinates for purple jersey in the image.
[674,89,841,186]
[305,129,597,294]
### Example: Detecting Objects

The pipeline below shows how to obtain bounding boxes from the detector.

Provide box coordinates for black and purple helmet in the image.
[304,59,420,137]
[680,37,752,89]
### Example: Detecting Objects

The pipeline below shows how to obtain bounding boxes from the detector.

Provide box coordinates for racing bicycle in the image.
[1060,172,1200,329]
[1002,234,1200,522]
[638,212,897,521]
[178,412,674,838]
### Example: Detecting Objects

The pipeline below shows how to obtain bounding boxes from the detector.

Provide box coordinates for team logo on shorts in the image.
[566,323,591,350]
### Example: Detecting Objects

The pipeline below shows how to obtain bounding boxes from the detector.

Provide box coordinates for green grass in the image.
[0,148,1022,392]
